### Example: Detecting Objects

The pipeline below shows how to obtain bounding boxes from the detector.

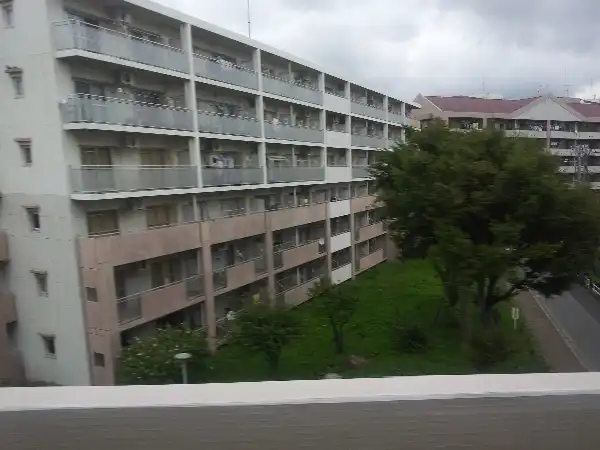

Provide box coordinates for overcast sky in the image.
[156,0,600,101]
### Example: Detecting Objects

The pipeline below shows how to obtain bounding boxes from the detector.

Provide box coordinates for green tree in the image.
[371,119,600,324]
[309,277,359,354]
[233,304,302,375]
[118,326,209,384]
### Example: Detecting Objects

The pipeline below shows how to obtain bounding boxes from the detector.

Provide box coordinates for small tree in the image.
[118,326,209,385]
[310,277,359,354]
[233,304,302,375]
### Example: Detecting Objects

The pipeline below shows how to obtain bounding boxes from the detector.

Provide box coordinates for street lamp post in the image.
[174,352,192,384]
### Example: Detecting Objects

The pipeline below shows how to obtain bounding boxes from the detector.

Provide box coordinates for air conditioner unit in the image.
[120,71,135,86]
[123,135,140,148]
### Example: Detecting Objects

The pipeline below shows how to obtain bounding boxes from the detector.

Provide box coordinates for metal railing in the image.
[193,54,258,90]
[201,166,263,187]
[351,101,386,120]
[264,121,325,143]
[254,256,267,275]
[262,74,323,104]
[70,165,198,193]
[352,166,371,178]
[117,295,142,324]
[388,111,404,124]
[186,276,204,300]
[197,110,261,137]
[583,275,600,296]
[53,20,188,73]
[61,95,194,131]
[351,133,387,149]
[213,270,228,291]
[267,166,325,183]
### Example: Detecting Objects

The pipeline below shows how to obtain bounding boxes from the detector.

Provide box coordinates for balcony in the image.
[351,195,376,213]
[213,257,267,294]
[351,133,387,149]
[276,241,325,271]
[0,231,7,263]
[0,291,17,324]
[194,54,258,90]
[357,248,385,273]
[388,112,405,124]
[268,203,328,231]
[262,75,323,105]
[356,221,385,242]
[351,101,387,120]
[117,275,204,327]
[267,166,325,183]
[61,95,194,131]
[279,277,320,307]
[202,167,263,187]
[331,231,352,252]
[352,166,371,179]
[265,122,324,143]
[70,166,198,194]
[197,111,261,138]
[78,223,202,268]
[53,21,189,73]
[204,213,267,244]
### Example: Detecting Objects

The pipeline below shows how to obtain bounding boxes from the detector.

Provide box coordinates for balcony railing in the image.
[70,166,198,193]
[388,112,404,124]
[267,166,325,183]
[352,166,371,178]
[202,166,263,187]
[197,110,261,137]
[61,95,194,131]
[262,74,323,105]
[53,20,188,73]
[117,295,142,324]
[194,54,258,90]
[351,133,387,148]
[264,121,324,143]
[351,101,386,120]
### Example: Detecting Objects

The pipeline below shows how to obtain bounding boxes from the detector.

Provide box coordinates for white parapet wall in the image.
[1,373,600,449]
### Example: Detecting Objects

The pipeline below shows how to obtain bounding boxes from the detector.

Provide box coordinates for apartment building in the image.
[0,0,418,385]
[415,93,600,187]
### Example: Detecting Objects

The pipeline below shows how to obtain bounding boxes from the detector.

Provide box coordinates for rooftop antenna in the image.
[246,0,252,38]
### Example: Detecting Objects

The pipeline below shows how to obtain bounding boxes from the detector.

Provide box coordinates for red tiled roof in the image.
[560,98,600,118]
[425,96,538,114]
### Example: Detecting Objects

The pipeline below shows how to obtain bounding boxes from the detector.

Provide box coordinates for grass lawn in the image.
[205,259,547,382]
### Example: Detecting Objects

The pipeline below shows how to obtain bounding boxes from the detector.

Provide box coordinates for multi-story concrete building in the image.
[0,0,418,385]
[415,93,600,187]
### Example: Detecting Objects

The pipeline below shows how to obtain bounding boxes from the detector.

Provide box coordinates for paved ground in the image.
[515,291,585,372]
[519,285,600,372]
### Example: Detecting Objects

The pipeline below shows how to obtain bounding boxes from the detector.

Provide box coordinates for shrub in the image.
[390,319,429,353]
[118,326,209,385]
[469,328,512,371]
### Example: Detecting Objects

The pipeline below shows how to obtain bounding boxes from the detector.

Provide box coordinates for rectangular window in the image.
[15,138,32,165]
[10,73,23,98]
[93,352,105,367]
[41,335,56,357]
[1,2,13,28]
[87,210,118,236]
[146,205,174,228]
[85,287,98,302]
[26,207,41,231]
[33,271,48,296]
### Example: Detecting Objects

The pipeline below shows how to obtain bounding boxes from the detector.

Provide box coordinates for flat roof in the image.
[1,373,598,412]
[124,0,420,108]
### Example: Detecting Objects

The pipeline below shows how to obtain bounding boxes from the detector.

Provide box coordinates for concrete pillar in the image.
[199,223,217,352]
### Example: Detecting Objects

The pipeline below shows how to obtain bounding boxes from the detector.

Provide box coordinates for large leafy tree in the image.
[233,304,302,375]
[371,120,600,322]
[309,277,359,354]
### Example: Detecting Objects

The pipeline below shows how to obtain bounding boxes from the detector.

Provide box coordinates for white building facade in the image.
[0,0,418,385]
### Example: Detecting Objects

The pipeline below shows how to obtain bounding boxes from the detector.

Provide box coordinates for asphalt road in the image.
[535,285,600,371]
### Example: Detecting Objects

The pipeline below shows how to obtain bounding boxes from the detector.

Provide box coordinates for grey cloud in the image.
[157,0,600,100]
